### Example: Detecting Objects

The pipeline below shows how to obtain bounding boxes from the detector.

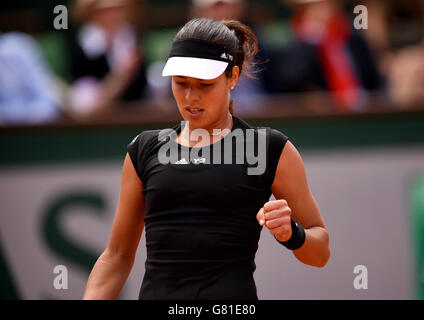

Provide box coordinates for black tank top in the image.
[127,115,288,299]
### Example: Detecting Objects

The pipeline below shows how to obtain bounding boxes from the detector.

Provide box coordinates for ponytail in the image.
[221,20,260,80]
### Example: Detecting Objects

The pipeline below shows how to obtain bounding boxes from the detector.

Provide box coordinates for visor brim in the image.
[162,56,229,80]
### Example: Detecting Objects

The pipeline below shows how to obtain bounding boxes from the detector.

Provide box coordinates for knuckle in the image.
[282,216,291,224]
[279,199,288,206]
[264,211,273,220]
[283,207,292,217]
[264,201,274,211]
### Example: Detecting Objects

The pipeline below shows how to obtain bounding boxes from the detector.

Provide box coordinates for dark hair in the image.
[173,18,260,114]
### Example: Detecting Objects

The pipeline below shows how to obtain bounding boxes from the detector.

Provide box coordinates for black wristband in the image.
[275,219,306,250]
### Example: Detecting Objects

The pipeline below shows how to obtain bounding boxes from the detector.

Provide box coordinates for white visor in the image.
[162,56,229,80]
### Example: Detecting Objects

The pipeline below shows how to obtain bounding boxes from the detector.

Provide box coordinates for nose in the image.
[185,85,200,104]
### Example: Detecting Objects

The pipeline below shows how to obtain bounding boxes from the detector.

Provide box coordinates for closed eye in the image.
[200,81,217,87]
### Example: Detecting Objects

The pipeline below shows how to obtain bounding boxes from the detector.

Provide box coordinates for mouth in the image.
[186,106,204,115]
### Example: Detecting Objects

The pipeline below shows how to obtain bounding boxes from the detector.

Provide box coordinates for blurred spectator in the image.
[366,0,424,109]
[67,0,148,118]
[190,0,247,21]
[261,0,384,111]
[0,32,63,125]
[189,0,267,114]
[386,45,424,108]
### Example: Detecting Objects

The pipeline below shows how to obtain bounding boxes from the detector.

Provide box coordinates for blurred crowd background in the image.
[0,0,423,125]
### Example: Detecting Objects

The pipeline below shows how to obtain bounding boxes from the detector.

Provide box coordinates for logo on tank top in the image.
[173,157,206,165]
[174,158,189,164]
[159,121,268,175]
[192,157,206,164]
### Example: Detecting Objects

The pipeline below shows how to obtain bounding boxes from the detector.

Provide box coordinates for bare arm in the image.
[83,153,145,299]
[270,141,330,268]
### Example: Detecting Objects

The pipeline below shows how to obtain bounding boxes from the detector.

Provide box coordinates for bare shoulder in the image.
[271,140,309,206]
[122,152,143,189]
[275,140,305,178]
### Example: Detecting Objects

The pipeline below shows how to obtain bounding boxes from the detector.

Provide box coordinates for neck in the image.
[179,113,234,147]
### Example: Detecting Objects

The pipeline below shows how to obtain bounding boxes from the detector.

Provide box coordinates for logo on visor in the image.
[220,53,233,61]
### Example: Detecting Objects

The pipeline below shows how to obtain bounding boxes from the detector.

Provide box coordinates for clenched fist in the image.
[256,199,292,242]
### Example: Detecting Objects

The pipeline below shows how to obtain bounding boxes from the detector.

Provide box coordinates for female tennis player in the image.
[83,18,330,300]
